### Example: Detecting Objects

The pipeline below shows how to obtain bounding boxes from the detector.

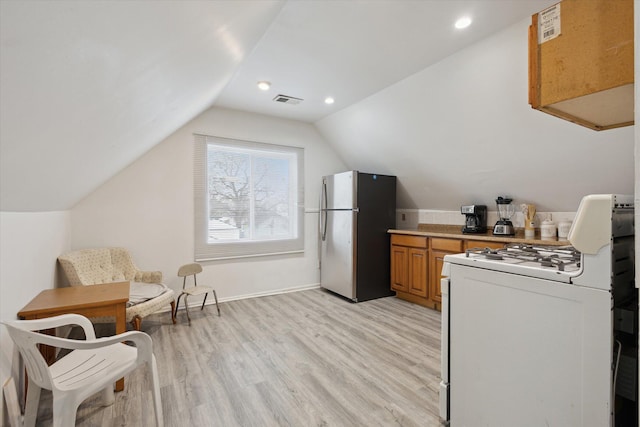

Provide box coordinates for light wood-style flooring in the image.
[34,288,443,426]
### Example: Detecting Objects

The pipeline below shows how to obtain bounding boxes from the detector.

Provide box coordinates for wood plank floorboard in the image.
[33,288,442,426]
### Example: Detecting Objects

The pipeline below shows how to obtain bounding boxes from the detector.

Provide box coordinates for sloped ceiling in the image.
[315,19,635,212]
[4,0,612,214]
[0,0,285,211]
[215,0,556,122]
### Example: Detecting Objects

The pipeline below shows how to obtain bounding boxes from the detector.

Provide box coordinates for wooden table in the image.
[18,282,130,391]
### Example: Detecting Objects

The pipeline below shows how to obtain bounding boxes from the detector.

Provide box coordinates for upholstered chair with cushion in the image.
[58,248,175,330]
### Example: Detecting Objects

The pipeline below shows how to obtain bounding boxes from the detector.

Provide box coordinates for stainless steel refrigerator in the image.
[319,171,396,302]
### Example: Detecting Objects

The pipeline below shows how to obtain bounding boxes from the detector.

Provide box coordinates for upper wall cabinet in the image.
[528,0,634,131]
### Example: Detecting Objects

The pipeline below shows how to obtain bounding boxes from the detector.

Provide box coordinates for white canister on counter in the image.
[524,222,535,238]
[557,221,572,240]
[540,214,557,239]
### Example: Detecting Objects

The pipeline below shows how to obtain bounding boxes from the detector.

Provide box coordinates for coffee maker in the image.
[461,205,488,234]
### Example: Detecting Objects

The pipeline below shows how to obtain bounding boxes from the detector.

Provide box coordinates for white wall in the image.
[316,18,635,212]
[70,107,347,303]
[0,211,71,424]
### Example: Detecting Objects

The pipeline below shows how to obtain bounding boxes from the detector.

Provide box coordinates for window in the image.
[194,134,304,260]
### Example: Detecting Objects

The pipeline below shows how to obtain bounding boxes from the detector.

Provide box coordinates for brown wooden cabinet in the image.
[429,238,463,306]
[528,0,634,131]
[390,234,432,308]
[390,244,409,293]
[429,250,447,305]
[390,233,511,311]
[408,248,428,297]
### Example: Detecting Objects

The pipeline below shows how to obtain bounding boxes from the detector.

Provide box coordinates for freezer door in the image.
[320,210,356,300]
[323,171,356,210]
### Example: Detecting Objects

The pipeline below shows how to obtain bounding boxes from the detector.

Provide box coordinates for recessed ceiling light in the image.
[324,97,335,105]
[454,16,472,29]
[257,81,271,91]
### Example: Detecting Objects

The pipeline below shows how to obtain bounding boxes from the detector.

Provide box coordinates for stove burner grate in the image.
[465,243,581,271]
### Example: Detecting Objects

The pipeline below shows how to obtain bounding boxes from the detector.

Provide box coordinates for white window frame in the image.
[194,134,304,261]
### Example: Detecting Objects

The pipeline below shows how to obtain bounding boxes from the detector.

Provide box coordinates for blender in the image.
[493,196,515,236]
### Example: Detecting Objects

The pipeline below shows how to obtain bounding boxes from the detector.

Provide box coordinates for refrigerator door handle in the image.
[318,189,323,240]
[321,180,328,241]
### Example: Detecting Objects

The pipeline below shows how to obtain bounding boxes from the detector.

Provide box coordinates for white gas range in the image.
[439,194,636,427]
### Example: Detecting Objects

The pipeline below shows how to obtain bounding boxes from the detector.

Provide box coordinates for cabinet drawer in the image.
[391,234,427,248]
[430,238,463,252]
[465,240,506,251]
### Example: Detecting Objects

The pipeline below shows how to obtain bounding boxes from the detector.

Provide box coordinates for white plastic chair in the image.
[2,314,163,427]
[174,263,220,325]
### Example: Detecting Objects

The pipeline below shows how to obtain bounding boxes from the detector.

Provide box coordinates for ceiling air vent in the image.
[273,94,303,105]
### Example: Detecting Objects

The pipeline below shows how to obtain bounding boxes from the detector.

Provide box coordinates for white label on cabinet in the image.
[538,3,561,44]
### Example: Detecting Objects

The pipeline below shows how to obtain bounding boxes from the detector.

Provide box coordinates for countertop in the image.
[388,224,570,246]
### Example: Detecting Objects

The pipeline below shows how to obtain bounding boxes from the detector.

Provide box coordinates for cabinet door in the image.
[408,248,428,297]
[429,250,450,303]
[390,245,409,292]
